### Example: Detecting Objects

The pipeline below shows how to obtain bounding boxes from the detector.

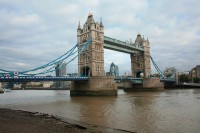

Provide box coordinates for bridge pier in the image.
[70,76,117,96]
[124,78,164,91]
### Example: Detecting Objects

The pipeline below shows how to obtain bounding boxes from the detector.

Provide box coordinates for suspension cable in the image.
[20,38,92,76]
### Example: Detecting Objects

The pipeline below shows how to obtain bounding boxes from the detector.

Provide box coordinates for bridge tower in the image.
[130,33,151,78]
[71,13,117,96]
[77,13,104,77]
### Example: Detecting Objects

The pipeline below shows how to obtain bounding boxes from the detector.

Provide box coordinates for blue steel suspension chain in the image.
[19,38,92,76]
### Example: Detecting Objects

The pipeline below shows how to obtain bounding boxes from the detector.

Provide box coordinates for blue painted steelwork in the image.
[20,44,78,74]
[0,76,88,82]
[150,56,176,82]
[114,77,143,84]
[150,56,164,77]
[104,36,144,54]
[0,76,143,83]
[160,78,176,82]
[0,38,92,76]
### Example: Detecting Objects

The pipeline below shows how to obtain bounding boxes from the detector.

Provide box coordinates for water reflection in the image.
[70,96,116,126]
[0,89,200,133]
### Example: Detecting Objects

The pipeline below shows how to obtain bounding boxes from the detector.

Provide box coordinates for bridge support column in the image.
[130,33,151,78]
[70,76,117,96]
[142,78,164,90]
[124,78,164,91]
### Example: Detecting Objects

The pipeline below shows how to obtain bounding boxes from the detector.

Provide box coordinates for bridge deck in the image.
[0,76,89,82]
[104,36,144,54]
[0,76,143,82]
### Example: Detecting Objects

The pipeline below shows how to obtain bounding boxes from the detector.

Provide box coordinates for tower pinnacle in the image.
[147,37,150,44]
[100,18,104,27]
[85,12,95,25]
[77,21,81,30]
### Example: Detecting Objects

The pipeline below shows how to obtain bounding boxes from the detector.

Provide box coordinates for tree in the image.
[179,74,190,83]
[193,77,200,83]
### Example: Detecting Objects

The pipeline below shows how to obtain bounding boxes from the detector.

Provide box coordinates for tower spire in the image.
[147,37,150,44]
[86,12,95,25]
[100,18,104,27]
[77,21,81,30]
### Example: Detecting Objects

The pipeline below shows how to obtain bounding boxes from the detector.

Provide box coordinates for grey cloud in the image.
[0,0,200,75]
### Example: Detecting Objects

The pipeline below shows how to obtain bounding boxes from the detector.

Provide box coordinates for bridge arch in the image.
[81,66,91,77]
[136,71,144,78]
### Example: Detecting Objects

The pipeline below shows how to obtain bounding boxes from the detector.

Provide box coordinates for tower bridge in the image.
[72,13,160,96]
[0,13,177,95]
[77,13,151,79]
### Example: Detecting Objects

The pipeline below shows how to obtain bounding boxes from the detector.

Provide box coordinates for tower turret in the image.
[147,37,150,44]
[77,21,81,30]
[131,33,151,78]
[100,18,104,27]
[77,13,104,76]
[135,33,144,45]
[77,21,81,44]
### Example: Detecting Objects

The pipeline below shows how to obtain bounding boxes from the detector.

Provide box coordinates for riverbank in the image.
[0,108,134,133]
[164,85,200,89]
[12,88,69,90]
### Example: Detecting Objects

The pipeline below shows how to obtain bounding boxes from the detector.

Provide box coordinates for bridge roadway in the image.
[160,78,176,82]
[0,76,143,83]
[0,76,88,82]
[104,36,144,54]
[0,76,175,84]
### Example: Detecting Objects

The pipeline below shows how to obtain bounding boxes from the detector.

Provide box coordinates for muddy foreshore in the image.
[0,108,135,133]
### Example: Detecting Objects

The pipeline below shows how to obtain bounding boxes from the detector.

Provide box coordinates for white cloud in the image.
[0,0,200,75]
[11,14,39,26]
[15,62,28,67]
[57,4,78,15]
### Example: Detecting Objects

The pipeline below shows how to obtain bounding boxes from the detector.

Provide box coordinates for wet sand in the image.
[0,108,134,133]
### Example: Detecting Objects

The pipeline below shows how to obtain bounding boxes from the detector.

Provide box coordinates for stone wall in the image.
[124,78,164,91]
[143,78,164,90]
[70,76,117,96]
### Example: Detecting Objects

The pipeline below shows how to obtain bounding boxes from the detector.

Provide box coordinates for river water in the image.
[0,89,200,133]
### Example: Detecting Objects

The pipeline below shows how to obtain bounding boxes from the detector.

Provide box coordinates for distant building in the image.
[55,61,67,88]
[21,81,53,89]
[68,73,78,77]
[191,65,200,80]
[42,81,53,88]
[13,84,22,89]
[178,71,190,75]
[106,72,111,76]
[55,62,67,77]
[163,67,176,78]
[109,62,119,76]
[0,82,9,88]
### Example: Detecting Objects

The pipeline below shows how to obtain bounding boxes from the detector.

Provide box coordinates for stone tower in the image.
[77,13,104,77]
[130,33,151,78]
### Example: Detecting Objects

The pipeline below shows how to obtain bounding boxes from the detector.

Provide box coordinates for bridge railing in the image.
[104,36,125,45]
[0,76,89,82]
[104,36,144,53]
[104,36,143,47]
[114,76,143,84]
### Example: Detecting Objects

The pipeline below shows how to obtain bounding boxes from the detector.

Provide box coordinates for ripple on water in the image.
[1,89,200,133]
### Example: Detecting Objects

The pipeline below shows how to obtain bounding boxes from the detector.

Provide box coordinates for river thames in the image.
[0,89,200,133]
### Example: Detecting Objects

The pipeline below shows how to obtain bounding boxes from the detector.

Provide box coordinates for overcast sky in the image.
[0,0,200,75]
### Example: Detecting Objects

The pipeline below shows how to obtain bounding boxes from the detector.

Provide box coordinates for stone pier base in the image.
[142,78,164,90]
[70,76,117,96]
[124,78,164,92]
